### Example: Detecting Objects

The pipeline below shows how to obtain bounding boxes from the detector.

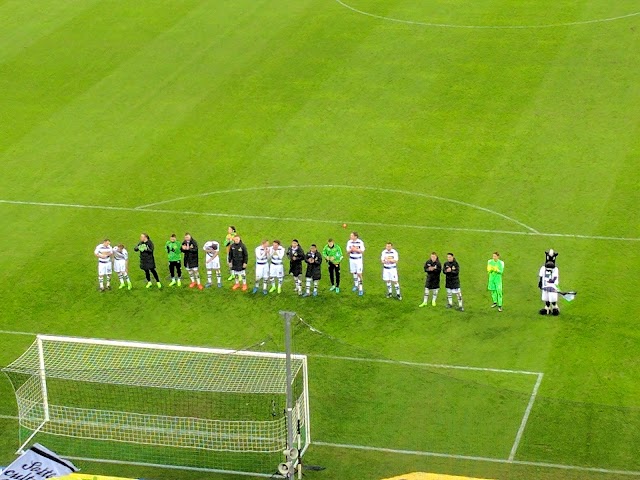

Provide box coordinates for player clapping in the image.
[268,240,286,294]
[165,234,183,287]
[182,233,203,290]
[346,232,365,296]
[420,252,442,307]
[228,235,249,291]
[380,242,401,300]
[303,244,322,297]
[253,240,270,295]
[443,253,463,311]
[112,244,132,290]
[203,239,222,288]
[287,239,305,295]
[94,239,113,291]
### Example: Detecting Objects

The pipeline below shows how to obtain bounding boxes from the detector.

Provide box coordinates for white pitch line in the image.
[509,372,544,461]
[0,330,36,337]
[0,414,18,421]
[333,0,640,29]
[314,441,640,477]
[311,353,541,376]
[1,198,639,242]
[134,184,540,233]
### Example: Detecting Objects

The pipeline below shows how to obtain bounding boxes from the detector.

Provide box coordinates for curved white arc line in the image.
[135,184,539,233]
[334,0,640,30]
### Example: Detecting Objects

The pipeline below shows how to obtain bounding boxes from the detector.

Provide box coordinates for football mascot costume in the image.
[538,249,560,316]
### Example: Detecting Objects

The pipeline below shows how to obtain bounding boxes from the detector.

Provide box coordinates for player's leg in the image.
[419,283,429,307]
[496,280,503,310]
[105,263,112,289]
[269,265,277,292]
[240,269,248,290]
[393,271,401,299]
[446,288,453,308]
[252,267,261,294]
[98,274,104,291]
[456,289,464,311]
[431,288,439,306]
[215,268,222,287]
[357,264,364,296]
[313,277,319,296]
[550,291,559,315]
[329,264,336,291]
[232,269,241,290]
[303,275,311,297]
[144,269,152,288]
[335,264,341,293]
[205,263,213,287]
[188,265,197,288]
[169,262,176,286]
[261,267,268,294]
[150,268,161,288]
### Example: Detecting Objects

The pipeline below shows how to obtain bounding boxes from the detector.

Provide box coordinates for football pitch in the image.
[1,0,639,479]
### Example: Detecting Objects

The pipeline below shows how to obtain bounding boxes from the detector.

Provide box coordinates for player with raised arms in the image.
[268,239,286,294]
[253,239,270,295]
[112,243,132,290]
[94,238,113,292]
[346,231,365,296]
[203,239,222,288]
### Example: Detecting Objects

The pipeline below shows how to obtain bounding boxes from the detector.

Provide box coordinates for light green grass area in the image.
[1,0,639,479]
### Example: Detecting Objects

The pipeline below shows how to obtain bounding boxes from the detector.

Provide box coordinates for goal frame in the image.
[6,334,311,477]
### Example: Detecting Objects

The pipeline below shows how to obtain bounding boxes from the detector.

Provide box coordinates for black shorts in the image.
[289,263,302,276]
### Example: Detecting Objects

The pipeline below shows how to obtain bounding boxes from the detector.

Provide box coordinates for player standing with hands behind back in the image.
[487,251,504,311]
[347,232,365,296]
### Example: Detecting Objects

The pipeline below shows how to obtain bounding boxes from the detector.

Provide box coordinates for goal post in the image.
[2,334,311,477]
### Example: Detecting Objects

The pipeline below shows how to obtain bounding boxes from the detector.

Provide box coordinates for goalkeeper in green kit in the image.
[487,252,504,312]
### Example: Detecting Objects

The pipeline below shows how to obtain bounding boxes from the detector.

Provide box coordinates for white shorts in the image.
[446,288,461,294]
[113,259,127,273]
[349,258,363,274]
[542,290,558,303]
[269,264,284,278]
[98,262,112,276]
[206,257,221,270]
[382,268,398,282]
[255,263,269,279]
[232,269,246,276]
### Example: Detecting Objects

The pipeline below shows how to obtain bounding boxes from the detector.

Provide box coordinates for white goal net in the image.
[2,335,310,477]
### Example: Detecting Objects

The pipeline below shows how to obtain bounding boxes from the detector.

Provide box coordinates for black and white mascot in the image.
[538,249,560,316]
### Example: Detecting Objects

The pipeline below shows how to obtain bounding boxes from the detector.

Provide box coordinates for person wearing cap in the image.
[322,238,343,293]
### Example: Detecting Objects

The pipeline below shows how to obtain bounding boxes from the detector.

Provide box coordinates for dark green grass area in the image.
[1,0,640,478]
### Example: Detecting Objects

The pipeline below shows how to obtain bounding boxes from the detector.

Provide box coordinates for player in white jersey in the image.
[203,240,222,288]
[253,240,270,295]
[346,232,365,296]
[381,242,402,300]
[268,240,286,294]
[112,244,132,290]
[94,239,113,291]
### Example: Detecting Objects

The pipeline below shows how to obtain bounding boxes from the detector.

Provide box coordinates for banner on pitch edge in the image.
[0,443,78,480]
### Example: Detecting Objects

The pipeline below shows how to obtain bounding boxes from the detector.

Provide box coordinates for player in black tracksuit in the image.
[228,235,249,290]
[419,252,442,307]
[303,244,323,297]
[287,239,305,295]
[443,253,464,311]
[181,233,202,289]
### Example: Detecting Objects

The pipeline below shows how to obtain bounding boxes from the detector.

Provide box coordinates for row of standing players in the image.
[94,227,505,310]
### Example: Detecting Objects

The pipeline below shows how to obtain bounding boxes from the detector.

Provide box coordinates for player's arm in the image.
[242,245,248,267]
[94,247,101,258]
[435,262,442,274]
[496,260,504,274]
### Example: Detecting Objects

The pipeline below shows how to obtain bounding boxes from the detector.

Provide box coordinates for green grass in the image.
[1,0,639,478]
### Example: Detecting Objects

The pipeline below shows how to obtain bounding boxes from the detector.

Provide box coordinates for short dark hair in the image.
[103,238,110,242]
[229,226,236,232]
[447,252,454,256]
[170,233,176,238]
[311,244,317,248]
[386,241,393,245]
[273,239,281,245]
[351,231,358,237]
[493,251,500,256]
[328,238,334,242]
[185,232,190,236]
[431,251,437,255]
[118,243,125,249]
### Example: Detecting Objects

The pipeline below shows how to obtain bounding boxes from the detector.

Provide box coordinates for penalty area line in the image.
[0,199,639,242]
[509,372,544,461]
[314,442,640,477]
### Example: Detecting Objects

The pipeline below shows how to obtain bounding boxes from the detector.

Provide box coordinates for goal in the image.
[2,335,310,477]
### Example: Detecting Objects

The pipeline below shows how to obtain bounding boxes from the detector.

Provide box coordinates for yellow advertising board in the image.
[57,474,138,480]
[383,474,495,480]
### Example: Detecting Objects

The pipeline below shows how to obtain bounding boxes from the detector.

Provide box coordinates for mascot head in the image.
[545,261,555,269]
[545,249,558,263]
